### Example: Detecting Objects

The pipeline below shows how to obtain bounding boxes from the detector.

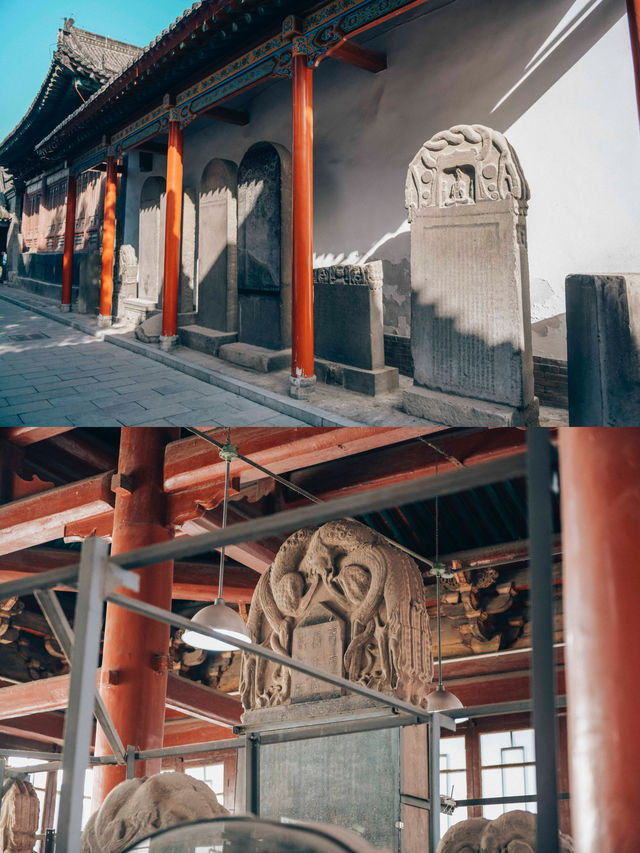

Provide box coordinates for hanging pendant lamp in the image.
[426,464,463,712]
[182,432,251,653]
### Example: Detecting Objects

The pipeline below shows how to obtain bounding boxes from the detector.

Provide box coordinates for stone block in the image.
[315,358,399,396]
[566,273,640,425]
[123,298,157,325]
[178,324,237,356]
[404,125,537,426]
[403,384,539,426]
[313,262,385,370]
[218,341,291,372]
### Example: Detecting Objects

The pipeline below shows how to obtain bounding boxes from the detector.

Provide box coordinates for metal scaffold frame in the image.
[0,434,561,853]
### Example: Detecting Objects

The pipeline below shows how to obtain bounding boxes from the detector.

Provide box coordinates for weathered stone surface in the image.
[314,358,399,396]
[81,772,228,853]
[436,817,488,853]
[436,811,574,853]
[180,187,197,314]
[134,311,162,343]
[237,143,291,350]
[404,125,537,426]
[138,176,165,304]
[116,244,138,304]
[566,273,640,425]
[0,779,39,853]
[197,160,237,332]
[403,384,539,426]
[218,341,290,373]
[240,519,432,711]
[313,262,385,370]
[178,324,237,356]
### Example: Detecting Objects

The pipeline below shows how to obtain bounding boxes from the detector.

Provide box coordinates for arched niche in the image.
[237,142,291,349]
[197,159,238,331]
[138,176,166,304]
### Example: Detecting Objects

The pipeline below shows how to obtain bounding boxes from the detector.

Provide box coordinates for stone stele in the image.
[80,771,229,853]
[240,518,433,712]
[403,124,539,426]
[0,779,40,853]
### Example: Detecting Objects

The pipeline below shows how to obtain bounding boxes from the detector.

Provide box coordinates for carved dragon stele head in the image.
[240,519,433,711]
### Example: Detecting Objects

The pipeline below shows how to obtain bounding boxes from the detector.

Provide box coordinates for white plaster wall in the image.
[121,0,639,323]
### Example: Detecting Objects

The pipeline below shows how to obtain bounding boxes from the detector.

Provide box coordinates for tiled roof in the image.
[57,23,142,83]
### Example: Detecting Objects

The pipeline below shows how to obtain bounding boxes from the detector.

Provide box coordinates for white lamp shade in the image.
[426,684,464,712]
[182,600,250,652]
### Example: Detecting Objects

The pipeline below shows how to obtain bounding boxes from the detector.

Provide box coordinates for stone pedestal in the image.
[178,324,238,356]
[122,297,157,325]
[218,341,290,372]
[313,262,399,396]
[402,125,538,426]
[566,273,640,426]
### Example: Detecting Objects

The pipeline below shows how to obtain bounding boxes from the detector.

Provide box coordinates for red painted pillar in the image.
[98,156,117,327]
[558,428,640,853]
[160,120,183,350]
[92,428,176,807]
[290,53,316,400]
[628,0,640,125]
[61,174,76,312]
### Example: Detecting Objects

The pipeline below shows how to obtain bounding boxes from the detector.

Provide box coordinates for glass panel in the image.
[480,731,511,766]
[512,729,536,762]
[501,746,525,766]
[440,736,466,770]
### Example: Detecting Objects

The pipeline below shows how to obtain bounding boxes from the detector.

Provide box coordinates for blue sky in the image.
[0,0,190,143]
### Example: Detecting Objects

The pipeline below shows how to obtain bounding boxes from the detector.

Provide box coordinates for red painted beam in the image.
[99,156,117,325]
[0,472,115,556]
[61,175,76,310]
[164,427,439,493]
[1,428,72,447]
[0,674,75,718]
[161,121,183,343]
[329,41,387,73]
[0,548,258,602]
[0,712,65,746]
[162,716,234,747]
[165,673,243,728]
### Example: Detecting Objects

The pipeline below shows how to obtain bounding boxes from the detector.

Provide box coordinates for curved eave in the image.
[35,0,314,162]
[0,54,101,171]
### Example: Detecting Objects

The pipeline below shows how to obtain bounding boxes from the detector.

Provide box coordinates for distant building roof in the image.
[0,19,140,179]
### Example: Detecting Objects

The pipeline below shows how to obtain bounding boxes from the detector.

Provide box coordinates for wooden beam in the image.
[162,716,233,747]
[165,673,243,728]
[329,41,387,73]
[1,428,72,447]
[201,106,249,126]
[0,670,243,727]
[0,712,65,746]
[164,427,439,493]
[0,472,115,556]
[0,548,259,602]
[179,508,278,574]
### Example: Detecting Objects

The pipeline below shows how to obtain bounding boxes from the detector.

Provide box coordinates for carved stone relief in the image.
[0,779,39,853]
[81,772,228,853]
[405,124,530,220]
[437,810,574,853]
[240,519,432,711]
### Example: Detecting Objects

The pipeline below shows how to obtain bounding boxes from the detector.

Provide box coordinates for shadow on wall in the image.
[138,175,166,304]
[312,0,628,264]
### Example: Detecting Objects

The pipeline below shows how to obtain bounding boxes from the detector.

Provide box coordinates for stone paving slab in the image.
[0,297,310,427]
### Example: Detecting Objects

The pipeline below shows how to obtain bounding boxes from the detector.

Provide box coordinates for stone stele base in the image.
[315,358,399,396]
[403,384,539,426]
[178,324,238,356]
[219,341,291,372]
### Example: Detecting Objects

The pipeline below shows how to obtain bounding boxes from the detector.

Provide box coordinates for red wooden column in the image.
[60,174,76,312]
[628,0,640,125]
[290,53,316,400]
[92,428,176,807]
[98,155,117,328]
[558,428,640,853]
[160,119,184,350]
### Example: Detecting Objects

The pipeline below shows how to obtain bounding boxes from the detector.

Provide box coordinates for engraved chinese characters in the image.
[403,125,539,426]
[240,519,433,710]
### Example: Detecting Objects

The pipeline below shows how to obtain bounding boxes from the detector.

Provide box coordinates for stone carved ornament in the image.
[405,125,530,221]
[0,779,39,853]
[436,810,574,853]
[81,772,229,853]
[240,519,433,710]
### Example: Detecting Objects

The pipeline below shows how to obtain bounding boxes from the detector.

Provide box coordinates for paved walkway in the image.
[0,299,305,427]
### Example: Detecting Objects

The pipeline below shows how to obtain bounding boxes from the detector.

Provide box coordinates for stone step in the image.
[178,324,238,356]
[218,341,291,372]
